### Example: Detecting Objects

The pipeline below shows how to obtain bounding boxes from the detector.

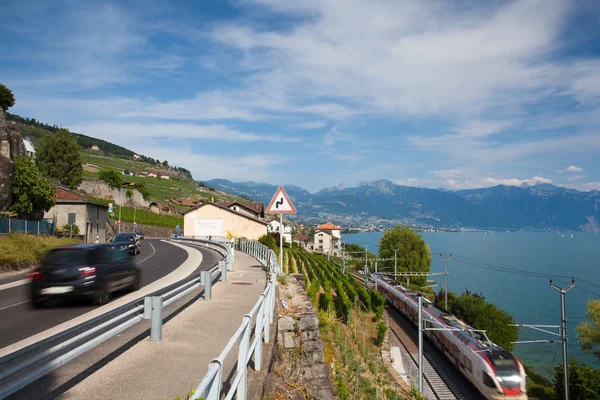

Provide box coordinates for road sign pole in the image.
[279,214,283,270]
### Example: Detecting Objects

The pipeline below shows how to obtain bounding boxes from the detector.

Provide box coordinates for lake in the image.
[342,231,600,376]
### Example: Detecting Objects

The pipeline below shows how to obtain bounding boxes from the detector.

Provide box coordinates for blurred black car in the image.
[29,244,141,307]
[135,231,144,240]
[111,232,141,255]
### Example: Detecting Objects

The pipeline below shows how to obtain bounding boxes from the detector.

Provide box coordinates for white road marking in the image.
[0,279,30,291]
[136,242,156,265]
[0,300,29,312]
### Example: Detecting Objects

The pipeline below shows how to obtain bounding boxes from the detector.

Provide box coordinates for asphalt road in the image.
[4,241,225,400]
[0,239,190,350]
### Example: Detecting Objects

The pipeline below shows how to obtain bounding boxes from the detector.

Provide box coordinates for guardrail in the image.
[191,238,279,400]
[0,238,230,399]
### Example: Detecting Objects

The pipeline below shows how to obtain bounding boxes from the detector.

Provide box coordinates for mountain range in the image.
[205,179,600,232]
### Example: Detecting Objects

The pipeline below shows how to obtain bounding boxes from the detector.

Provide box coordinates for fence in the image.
[0,217,54,235]
[191,237,279,400]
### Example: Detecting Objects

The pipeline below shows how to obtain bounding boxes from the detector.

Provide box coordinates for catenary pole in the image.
[439,254,452,310]
[394,249,398,281]
[418,295,424,393]
[550,278,575,400]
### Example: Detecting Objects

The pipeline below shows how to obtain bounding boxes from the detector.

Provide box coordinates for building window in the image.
[318,240,323,244]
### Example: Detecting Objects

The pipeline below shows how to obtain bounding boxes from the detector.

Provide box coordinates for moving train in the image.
[374,274,528,400]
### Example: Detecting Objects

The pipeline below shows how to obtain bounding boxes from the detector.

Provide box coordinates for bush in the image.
[99,169,124,189]
[554,358,600,400]
[61,224,80,234]
[258,234,277,252]
[376,321,387,346]
[277,274,288,286]
[373,304,384,322]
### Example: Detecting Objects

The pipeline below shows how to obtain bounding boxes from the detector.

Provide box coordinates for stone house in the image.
[44,188,108,243]
[184,202,267,239]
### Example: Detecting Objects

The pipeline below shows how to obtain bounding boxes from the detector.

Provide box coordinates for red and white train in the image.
[374,274,528,400]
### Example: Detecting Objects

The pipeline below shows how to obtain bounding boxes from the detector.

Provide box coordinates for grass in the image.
[90,197,184,228]
[0,234,82,266]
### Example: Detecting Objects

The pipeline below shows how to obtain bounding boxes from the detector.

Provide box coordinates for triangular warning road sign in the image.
[266,186,297,214]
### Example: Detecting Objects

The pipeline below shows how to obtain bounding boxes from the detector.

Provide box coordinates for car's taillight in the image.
[80,267,96,277]
[28,271,42,280]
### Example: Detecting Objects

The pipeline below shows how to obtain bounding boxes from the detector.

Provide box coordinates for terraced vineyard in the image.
[284,249,413,399]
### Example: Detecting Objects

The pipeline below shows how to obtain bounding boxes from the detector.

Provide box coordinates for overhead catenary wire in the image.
[445,254,600,297]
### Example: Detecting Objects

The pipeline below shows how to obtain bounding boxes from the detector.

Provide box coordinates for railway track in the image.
[348,271,469,400]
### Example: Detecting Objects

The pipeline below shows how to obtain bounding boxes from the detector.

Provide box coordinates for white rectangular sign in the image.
[193,218,223,236]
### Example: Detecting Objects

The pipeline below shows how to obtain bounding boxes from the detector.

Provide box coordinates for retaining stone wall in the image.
[272,274,334,400]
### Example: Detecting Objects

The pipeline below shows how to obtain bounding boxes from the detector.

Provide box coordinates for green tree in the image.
[0,83,16,112]
[379,225,431,286]
[345,243,365,253]
[435,289,518,350]
[9,157,56,219]
[98,169,124,189]
[35,129,83,189]
[258,234,277,251]
[554,358,600,400]
[577,299,600,360]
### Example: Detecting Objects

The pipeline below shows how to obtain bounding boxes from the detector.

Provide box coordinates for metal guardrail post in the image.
[205,361,223,400]
[237,316,252,400]
[264,283,271,344]
[254,293,266,371]
[150,296,163,341]
[220,261,227,282]
[269,274,276,325]
[143,296,152,319]
[203,271,212,300]
[228,246,234,271]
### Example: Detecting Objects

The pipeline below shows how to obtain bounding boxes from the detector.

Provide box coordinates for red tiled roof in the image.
[316,222,341,231]
[181,199,199,207]
[56,188,87,201]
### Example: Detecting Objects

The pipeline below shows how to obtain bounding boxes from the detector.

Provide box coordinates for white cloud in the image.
[584,182,600,191]
[430,169,463,179]
[566,165,584,173]
[482,176,553,187]
[323,126,350,146]
[333,154,363,162]
[209,0,572,119]
[68,122,300,143]
[296,121,328,129]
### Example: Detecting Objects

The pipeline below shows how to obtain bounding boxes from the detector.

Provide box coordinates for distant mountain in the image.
[206,179,600,232]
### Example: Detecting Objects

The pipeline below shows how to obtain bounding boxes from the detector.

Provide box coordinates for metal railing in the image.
[0,217,54,234]
[0,238,230,399]
[191,238,279,400]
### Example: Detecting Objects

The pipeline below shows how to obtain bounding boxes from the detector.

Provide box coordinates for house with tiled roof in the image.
[217,201,265,220]
[314,222,342,255]
[44,187,108,243]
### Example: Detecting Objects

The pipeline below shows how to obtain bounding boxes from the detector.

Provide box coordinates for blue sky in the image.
[2,0,600,192]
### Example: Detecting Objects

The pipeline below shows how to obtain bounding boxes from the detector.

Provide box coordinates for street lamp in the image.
[119,183,134,233]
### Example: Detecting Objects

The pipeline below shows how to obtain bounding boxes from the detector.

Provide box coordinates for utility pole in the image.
[418,295,424,393]
[439,254,452,310]
[551,277,575,400]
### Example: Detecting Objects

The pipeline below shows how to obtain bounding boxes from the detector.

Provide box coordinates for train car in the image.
[374,274,527,400]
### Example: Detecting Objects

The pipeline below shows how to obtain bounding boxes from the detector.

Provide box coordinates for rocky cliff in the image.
[0,109,27,211]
